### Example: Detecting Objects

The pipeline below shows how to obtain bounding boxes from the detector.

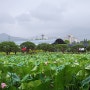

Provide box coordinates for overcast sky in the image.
[0,0,90,40]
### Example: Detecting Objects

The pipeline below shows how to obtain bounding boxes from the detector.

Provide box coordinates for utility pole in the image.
[8,36,10,41]
[41,34,44,40]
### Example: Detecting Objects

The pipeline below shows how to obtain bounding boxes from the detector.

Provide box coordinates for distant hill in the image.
[0,33,28,42]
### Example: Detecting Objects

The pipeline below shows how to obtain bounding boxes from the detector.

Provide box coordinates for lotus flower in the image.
[1,83,7,89]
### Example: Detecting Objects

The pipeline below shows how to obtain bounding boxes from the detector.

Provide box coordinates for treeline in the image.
[0,39,90,55]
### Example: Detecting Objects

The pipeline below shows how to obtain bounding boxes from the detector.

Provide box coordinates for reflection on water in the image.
[16,39,56,45]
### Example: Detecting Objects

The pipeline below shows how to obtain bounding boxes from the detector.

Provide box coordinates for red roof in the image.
[21,47,27,51]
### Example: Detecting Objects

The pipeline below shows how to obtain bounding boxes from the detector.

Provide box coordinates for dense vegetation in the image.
[0,41,19,55]
[0,39,90,55]
[0,52,90,90]
[0,39,90,89]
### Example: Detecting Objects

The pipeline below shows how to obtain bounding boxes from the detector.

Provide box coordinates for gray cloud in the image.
[31,3,64,21]
[0,0,90,39]
[0,13,15,24]
[16,13,32,22]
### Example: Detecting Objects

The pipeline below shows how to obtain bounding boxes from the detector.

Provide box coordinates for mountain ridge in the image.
[0,33,28,42]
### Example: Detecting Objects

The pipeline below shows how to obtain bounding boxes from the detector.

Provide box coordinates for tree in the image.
[70,44,85,53]
[12,45,20,54]
[87,40,90,45]
[36,43,55,52]
[80,39,89,48]
[0,41,19,55]
[54,44,67,53]
[20,41,36,53]
[64,40,70,44]
[86,45,90,52]
[53,38,66,44]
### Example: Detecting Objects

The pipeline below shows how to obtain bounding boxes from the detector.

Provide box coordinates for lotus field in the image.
[0,52,90,90]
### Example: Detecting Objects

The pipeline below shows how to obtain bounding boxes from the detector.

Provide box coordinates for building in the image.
[65,35,79,44]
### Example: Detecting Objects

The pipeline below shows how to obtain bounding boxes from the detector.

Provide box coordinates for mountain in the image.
[0,33,28,42]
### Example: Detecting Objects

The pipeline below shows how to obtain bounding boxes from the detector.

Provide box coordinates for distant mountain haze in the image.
[0,33,28,42]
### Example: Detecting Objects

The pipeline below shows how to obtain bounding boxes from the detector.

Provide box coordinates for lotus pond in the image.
[0,52,90,90]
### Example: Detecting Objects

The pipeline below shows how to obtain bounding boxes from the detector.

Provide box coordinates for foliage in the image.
[0,41,19,55]
[86,45,90,52]
[64,40,70,44]
[0,52,90,89]
[53,44,67,53]
[20,41,36,53]
[70,44,85,53]
[53,38,66,44]
[36,43,55,52]
[80,39,89,48]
